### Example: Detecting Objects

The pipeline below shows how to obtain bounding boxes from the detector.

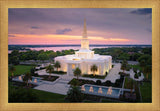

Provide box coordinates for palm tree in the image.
[9,65,16,77]
[23,72,32,87]
[144,65,152,80]
[73,67,81,79]
[121,60,127,73]
[46,64,54,78]
[140,60,146,72]
[91,64,98,76]
[54,61,61,71]
[127,79,134,94]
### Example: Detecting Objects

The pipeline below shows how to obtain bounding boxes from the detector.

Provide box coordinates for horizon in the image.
[9,8,152,45]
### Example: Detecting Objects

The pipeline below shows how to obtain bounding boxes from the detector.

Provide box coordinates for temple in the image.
[54,19,112,76]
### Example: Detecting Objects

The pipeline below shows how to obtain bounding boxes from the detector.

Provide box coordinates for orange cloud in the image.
[8,34,130,45]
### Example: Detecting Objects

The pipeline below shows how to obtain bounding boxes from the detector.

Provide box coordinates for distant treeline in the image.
[8,45,152,50]
[8,47,152,66]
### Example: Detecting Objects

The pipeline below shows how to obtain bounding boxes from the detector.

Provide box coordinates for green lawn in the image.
[140,82,152,102]
[9,84,66,103]
[31,89,66,103]
[9,65,35,76]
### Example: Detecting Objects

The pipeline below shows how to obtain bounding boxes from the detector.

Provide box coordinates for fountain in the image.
[89,86,94,92]
[34,78,37,83]
[98,87,102,94]
[19,76,22,80]
[81,85,85,91]
[107,87,112,95]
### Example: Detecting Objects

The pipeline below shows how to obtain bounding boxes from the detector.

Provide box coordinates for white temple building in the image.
[55,19,112,76]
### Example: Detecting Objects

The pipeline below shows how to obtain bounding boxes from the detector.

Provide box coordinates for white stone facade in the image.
[54,19,112,76]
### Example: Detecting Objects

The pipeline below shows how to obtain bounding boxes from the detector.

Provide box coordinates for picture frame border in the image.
[0,0,159,111]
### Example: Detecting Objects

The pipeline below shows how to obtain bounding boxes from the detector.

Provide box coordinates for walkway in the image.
[34,77,70,95]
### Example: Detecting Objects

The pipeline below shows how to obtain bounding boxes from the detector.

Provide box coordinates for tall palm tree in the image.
[54,61,61,71]
[73,67,81,79]
[144,65,152,80]
[127,79,134,94]
[91,64,98,76]
[23,72,32,87]
[121,60,127,73]
[9,65,16,77]
[140,60,146,72]
[46,64,54,78]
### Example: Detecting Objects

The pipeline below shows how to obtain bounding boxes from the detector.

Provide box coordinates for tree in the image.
[73,67,81,79]
[9,65,16,77]
[46,64,54,78]
[144,65,152,80]
[37,53,49,61]
[23,72,32,86]
[9,87,39,102]
[54,61,61,71]
[90,64,98,76]
[66,86,84,102]
[121,60,127,73]
[139,60,146,72]
[127,79,134,94]
[96,80,101,85]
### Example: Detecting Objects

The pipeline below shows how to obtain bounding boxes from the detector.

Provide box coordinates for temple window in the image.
[72,64,75,69]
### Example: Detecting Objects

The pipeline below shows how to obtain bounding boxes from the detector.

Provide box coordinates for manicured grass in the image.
[140,82,152,102]
[9,84,66,103]
[31,89,66,103]
[9,65,35,77]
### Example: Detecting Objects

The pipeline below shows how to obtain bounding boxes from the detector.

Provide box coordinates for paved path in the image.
[34,78,70,95]
[34,63,143,95]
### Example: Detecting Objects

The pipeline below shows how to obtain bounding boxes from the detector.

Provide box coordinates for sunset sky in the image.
[8,8,152,45]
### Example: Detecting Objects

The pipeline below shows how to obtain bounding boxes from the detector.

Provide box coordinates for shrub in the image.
[105,80,112,86]
[66,86,84,102]
[134,73,139,79]
[96,80,102,85]
[138,71,141,77]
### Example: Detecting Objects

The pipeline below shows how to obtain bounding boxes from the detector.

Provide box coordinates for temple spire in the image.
[83,18,87,39]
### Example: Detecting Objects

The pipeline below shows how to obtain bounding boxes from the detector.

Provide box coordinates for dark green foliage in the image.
[73,67,81,79]
[134,73,139,79]
[90,64,98,76]
[66,86,84,102]
[46,64,54,78]
[70,79,80,86]
[105,80,112,86]
[23,72,32,86]
[51,71,67,74]
[30,67,35,75]
[82,74,106,79]
[95,80,102,85]
[68,78,95,86]
[54,61,61,71]
[9,87,39,102]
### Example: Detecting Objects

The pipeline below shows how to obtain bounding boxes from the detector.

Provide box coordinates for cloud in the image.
[56,28,72,34]
[31,26,40,29]
[8,34,16,37]
[130,8,152,15]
